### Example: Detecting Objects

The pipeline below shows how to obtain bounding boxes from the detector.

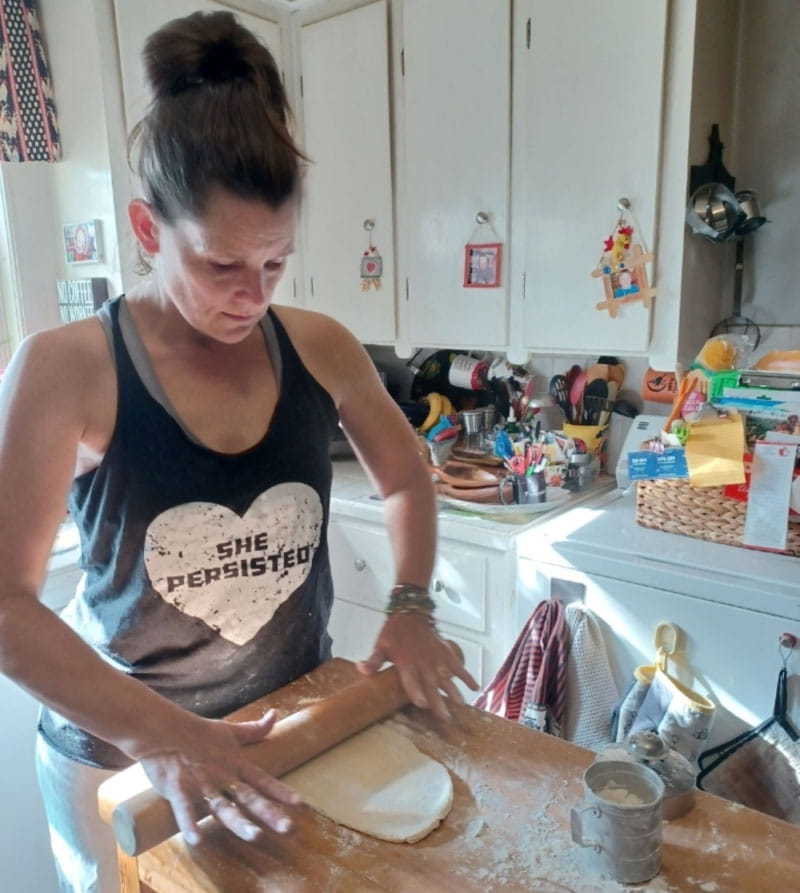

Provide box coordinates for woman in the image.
[0,11,475,891]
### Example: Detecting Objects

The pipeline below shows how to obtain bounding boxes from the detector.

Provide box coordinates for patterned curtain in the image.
[0,0,60,162]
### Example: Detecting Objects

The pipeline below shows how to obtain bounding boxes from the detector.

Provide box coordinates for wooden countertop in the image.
[131,659,800,893]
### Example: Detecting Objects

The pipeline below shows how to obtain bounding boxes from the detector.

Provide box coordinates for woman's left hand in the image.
[355,613,479,721]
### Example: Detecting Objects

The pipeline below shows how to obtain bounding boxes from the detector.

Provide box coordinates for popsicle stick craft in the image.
[592,199,656,318]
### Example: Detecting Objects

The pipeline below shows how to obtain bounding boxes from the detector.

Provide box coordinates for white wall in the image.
[731,0,800,331]
[0,0,122,339]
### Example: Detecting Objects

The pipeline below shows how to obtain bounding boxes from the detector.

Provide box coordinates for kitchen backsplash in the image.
[365,329,800,482]
[366,344,652,412]
[365,345,658,478]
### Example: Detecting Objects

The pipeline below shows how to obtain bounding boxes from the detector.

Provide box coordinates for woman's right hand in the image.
[137,709,302,845]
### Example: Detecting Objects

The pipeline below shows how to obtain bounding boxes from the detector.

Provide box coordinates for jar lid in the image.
[627,731,696,794]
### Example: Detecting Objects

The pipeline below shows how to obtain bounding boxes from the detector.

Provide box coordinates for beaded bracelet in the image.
[385,605,437,629]
[385,582,436,618]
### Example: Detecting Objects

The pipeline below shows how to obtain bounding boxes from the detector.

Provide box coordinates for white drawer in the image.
[328,599,485,696]
[328,518,487,633]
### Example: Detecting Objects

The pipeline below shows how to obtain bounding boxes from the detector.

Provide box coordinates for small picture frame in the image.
[463,242,502,288]
[63,219,102,265]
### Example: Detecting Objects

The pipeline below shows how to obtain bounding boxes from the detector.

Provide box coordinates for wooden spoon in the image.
[586,363,612,384]
[609,363,626,390]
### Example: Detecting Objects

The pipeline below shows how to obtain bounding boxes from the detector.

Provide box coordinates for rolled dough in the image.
[283,721,453,843]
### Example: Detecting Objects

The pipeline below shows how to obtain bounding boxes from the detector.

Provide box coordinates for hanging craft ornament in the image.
[592,198,656,317]
[360,219,382,291]
[463,211,503,288]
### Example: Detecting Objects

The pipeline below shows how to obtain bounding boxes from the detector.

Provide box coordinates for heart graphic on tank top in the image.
[144,483,323,645]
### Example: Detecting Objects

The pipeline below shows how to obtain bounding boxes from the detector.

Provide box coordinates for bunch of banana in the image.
[419,392,455,433]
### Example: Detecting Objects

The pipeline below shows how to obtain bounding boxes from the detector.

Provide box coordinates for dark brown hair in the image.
[128,11,304,224]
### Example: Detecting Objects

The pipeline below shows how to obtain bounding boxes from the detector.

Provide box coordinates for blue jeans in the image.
[34,734,120,893]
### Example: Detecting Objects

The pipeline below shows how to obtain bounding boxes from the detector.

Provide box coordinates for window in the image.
[0,169,23,370]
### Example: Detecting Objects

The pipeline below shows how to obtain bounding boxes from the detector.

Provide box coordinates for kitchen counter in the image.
[127,659,800,893]
[331,457,615,551]
[516,486,800,618]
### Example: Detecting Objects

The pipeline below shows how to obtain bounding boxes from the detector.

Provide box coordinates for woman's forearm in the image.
[0,593,193,760]
[380,474,437,591]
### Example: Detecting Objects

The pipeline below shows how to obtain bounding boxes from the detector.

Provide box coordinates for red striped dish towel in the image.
[473,598,567,736]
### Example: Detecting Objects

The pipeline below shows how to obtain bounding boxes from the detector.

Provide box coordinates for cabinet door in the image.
[328,517,489,635]
[396,0,511,349]
[327,513,510,689]
[113,0,298,306]
[299,1,395,343]
[513,0,667,355]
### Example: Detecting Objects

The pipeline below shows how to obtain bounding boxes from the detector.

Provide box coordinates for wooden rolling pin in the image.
[98,656,452,857]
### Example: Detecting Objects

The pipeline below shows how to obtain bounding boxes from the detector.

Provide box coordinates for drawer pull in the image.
[433,579,460,603]
[353,558,367,572]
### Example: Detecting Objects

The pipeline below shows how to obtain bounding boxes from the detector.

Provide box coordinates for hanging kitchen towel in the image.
[474,598,567,736]
[563,603,619,751]
[697,668,800,825]
[610,623,716,765]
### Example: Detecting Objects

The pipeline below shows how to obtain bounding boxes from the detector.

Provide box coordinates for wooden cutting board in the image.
[129,659,800,893]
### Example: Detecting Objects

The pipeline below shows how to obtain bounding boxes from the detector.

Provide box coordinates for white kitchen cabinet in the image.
[326,458,618,696]
[112,0,299,306]
[297,1,396,343]
[509,0,667,357]
[326,512,517,695]
[393,0,512,351]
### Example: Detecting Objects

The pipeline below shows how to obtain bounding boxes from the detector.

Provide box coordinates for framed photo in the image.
[63,219,102,264]
[463,242,502,288]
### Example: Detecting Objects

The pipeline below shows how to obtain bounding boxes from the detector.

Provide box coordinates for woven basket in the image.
[636,478,800,557]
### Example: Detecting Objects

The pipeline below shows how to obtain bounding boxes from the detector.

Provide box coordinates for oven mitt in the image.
[610,622,716,766]
[612,665,716,765]
[629,666,715,765]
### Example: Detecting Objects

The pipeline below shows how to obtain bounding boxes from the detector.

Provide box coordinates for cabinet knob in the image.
[354,558,367,572]
[432,579,445,593]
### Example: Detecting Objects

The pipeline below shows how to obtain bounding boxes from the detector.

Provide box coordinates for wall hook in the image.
[779,632,797,670]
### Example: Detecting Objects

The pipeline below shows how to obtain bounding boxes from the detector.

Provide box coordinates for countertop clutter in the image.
[331,457,615,547]
[123,659,800,893]
[401,351,624,524]
[625,341,800,557]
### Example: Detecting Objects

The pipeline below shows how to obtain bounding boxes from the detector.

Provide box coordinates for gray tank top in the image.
[40,297,338,768]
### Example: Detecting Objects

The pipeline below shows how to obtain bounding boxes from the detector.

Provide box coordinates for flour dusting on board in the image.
[452,776,678,893]
[687,880,720,892]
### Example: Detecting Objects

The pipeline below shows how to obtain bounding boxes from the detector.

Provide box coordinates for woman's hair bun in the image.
[131,10,303,226]
[143,12,255,99]
[196,37,251,83]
